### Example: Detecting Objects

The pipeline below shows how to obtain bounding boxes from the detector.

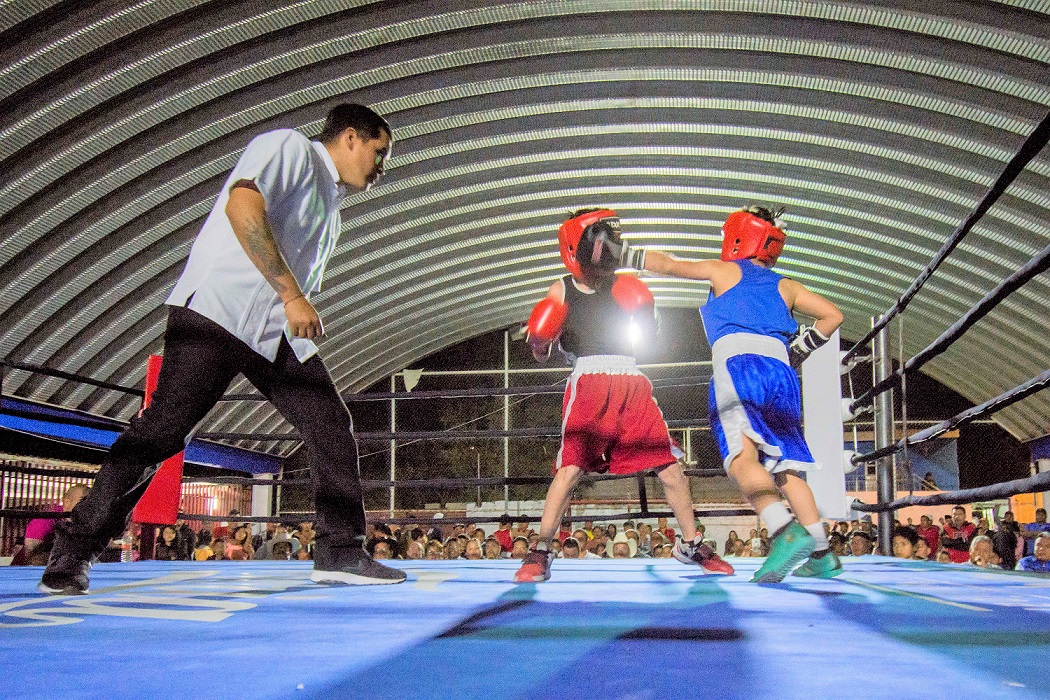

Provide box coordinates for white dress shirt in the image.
[166,129,345,362]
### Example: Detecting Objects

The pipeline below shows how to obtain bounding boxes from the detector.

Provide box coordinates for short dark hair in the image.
[317,103,391,143]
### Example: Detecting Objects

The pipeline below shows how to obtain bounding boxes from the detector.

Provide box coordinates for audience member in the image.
[941,506,977,563]
[848,530,873,557]
[154,525,184,561]
[13,484,89,566]
[968,535,1001,569]
[1017,532,1050,573]
[510,536,529,560]
[1022,508,1050,557]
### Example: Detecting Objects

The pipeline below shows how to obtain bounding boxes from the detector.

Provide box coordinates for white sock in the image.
[805,522,829,551]
[536,541,549,551]
[759,503,793,534]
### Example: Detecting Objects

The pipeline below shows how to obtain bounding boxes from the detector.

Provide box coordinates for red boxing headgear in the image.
[558,209,622,283]
[721,208,786,264]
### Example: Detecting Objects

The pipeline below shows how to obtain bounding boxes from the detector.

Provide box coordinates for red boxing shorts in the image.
[555,355,683,474]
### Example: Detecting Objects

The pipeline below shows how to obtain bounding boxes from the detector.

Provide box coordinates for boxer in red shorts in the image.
[514,209,734,583]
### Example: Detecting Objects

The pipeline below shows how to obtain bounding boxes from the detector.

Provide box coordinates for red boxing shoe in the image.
[514,549,554,583]
[674,538,735,575]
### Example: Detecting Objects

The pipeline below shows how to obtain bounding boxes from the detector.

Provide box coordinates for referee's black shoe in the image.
[311,543,406,585]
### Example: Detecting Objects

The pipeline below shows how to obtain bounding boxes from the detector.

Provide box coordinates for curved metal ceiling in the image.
[1,0,1048,456]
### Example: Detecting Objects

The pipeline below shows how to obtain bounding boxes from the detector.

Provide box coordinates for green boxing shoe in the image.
[750,521,815,583]
[793,551,844,579]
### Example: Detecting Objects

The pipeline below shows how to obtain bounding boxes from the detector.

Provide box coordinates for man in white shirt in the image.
[40,104,404,594]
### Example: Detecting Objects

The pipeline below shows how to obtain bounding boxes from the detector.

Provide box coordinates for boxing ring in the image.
[1,557,1048,700]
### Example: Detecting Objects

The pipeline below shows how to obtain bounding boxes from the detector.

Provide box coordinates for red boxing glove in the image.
[611,274,654,312]
[526,296,568,346]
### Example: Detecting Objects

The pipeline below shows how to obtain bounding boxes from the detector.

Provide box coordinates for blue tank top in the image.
[700,261,797,347]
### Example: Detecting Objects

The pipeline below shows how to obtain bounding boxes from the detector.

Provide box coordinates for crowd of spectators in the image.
[352,507,1050,575]
[11,499,1050,576]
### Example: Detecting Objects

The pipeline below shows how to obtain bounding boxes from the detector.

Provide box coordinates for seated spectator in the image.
[12,484,89,566]
[549,538,563,558]
[936,550,952,563]
[404,539,424,560]
[483,538,503,560]
[968,535,1001,569]
[226,525,255,561]
[258,526,300,560]
[892,527,923,560]
[657,517,676,543]
[177,522,197,560]
[992,522,1018,571]
[556,520,573,543]
[512,520,534,540]
[723,530,739,556]
[206,537,228,561]
[727,539,747,557]
[463,539,482,560]
[562,537,582,559]
[493,515,514,552]
[1022,508,1050,557]
[510,536,529,560]
[828,532,847,558]
[372,540,395,560]
[293,521,316,549]
[154,525,184,561]
[271,540,294,560]
[610,532,637,558]
[1017,532,1050,573]
[915,515,941,555]
[848,530,874,556]
[444,537,463,560]
[192,530,214,560]
[425,541,443,560]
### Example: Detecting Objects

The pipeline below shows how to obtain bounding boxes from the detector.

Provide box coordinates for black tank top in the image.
[558,275,636,359]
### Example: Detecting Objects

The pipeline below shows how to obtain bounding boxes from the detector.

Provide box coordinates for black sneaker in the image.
[311,550,406,585]
[38,551,91,595]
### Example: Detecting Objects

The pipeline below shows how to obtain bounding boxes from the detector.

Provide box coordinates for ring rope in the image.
[195,419,711,443]
[853,368,1050,465]
[850,243,1050,411]
[851,470,1050,513]
[0,358,144,397]
[842,109,1050,363]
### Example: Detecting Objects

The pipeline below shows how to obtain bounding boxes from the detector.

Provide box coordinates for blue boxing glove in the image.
[788,325,830,368]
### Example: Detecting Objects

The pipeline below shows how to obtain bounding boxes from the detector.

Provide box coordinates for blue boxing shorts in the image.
[708,333,816,474]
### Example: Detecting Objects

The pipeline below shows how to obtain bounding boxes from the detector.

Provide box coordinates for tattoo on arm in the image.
[240,212,293,296]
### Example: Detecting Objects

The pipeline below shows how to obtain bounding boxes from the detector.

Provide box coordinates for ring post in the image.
[873,317,896,555]
[132,355,185,550]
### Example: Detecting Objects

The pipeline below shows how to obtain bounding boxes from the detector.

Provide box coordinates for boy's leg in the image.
[776,470,843,578]
[514,465,582,582]
[659,463,735,574]
[727,438,814,583]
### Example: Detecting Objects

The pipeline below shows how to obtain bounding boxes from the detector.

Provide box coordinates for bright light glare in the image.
[628,320,642,347]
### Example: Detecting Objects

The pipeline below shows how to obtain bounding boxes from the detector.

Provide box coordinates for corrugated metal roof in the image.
[1,0,1047,452]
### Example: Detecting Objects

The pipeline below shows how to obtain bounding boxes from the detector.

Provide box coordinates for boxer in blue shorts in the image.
[620,206,844,582]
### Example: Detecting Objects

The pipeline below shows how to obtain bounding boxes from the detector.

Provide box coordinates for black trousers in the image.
[66,306,366,553]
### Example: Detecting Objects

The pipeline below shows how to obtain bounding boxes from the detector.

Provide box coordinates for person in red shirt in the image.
[492,514,514,553]
[941,506,977,563]
[915,514,941,559]
[656,517,676,543]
